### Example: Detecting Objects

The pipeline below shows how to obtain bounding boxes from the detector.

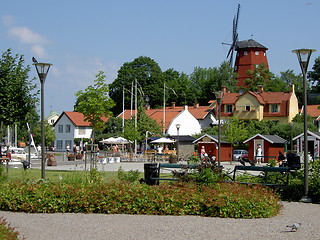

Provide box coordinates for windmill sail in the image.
[226,4,241,67]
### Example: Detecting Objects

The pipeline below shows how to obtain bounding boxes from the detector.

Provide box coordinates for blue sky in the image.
[1,0,319,117]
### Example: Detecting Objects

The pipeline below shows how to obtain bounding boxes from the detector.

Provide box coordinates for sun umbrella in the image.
[99,137,117,144]
[150,137,175,144]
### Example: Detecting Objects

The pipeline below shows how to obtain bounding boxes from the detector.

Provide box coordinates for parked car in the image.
[233,150,248,161]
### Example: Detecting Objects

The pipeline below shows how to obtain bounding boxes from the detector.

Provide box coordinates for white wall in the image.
[54,114,92,151]
[167,106,201,136]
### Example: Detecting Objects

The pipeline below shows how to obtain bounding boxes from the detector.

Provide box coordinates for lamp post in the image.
[33,62,52,179]
[176,124,181,160]
[215,91,224,167]
[292,48,316,203]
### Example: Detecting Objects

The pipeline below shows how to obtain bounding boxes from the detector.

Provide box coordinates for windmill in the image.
[224,4,241,67]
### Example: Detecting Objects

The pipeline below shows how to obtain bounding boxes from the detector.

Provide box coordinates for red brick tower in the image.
[234,39,269,88]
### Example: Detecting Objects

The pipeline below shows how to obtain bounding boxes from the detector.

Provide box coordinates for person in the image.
[200,146,207,161]
[256,145,263,164]
[73,145,77,155]
[164,145,169,154]
[113,145,119,153]
[157,145,163,154]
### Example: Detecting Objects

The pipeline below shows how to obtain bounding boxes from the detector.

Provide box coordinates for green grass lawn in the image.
[4,168,127,182]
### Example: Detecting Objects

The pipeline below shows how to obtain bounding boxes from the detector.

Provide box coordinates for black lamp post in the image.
[215,91,224,167]
[292,48,316,203]
[176,124,181,160]
[33,62,52,179]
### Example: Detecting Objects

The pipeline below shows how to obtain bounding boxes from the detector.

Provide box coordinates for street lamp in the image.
[215,91,224,167]
[33,62,52,179]
[292,48,316,203]
[176,124,181,160]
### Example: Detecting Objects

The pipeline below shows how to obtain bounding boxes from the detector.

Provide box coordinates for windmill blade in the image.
[227,4,240,67]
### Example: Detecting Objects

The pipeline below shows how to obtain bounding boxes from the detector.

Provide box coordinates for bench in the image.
[143,163,197,185]
[230,165,292,188]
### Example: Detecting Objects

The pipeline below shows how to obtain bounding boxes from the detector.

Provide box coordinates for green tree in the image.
[189,61,237,105]
[32,122,55,147]
[123,105,161,144]
[308,56,320,92]
[74,71,115,138]
[109,56,164,114]
[0,49,38,142]
[244,63,276,91]
[100,116,123,138]
[163,69,196,106]
[278,70,304,105]
[222,117,249,159]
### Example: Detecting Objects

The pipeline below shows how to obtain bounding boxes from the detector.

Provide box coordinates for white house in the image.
[46,110,60,125]
[167,106,202,136]
[53,111,93,151]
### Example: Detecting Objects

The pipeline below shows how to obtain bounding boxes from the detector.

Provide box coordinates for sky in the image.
[1,0,319,117]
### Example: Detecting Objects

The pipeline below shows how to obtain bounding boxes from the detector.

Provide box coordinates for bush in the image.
[0,165,6,183]
[0,217,21,240]
[117,167,141,182]
[172,162,224,185]
[0,180,281,218]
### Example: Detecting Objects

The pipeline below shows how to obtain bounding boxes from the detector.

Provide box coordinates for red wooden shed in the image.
[193,134,232,162]
[243,134,286,163]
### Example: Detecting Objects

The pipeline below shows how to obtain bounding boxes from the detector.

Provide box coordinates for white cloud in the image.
[31,45,46,58]
[9,26,50,45]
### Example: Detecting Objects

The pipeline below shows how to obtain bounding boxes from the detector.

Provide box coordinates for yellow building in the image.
[215,85,299,123]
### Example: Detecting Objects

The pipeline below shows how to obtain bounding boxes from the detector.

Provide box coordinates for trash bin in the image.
[144,163,159,185]
[287,152,301,170]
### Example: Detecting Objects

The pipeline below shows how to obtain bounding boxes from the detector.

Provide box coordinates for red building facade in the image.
[234,39,269,87]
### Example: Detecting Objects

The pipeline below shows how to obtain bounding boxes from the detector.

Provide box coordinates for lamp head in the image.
[292,49,316,74]
[33,62,52,83]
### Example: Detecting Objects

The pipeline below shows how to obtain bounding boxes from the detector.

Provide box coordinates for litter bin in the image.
[287,152,301,170]
[144,163,159,185]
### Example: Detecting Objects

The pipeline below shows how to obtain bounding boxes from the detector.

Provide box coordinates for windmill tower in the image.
[225,4,269,88]
[234,39,269,87]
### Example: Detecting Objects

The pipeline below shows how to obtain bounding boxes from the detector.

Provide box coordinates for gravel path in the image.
[1,201,320,240]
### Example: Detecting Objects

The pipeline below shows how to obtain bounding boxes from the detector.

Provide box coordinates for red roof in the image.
[58,111,108,127]
[304,105,320,117]
[117,105,213,129]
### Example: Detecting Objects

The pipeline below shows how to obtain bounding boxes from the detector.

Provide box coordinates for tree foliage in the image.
[109,56,164,114]
[74,71,115,132]
[32,122,55,146]
[189,62,237,105]
[0,49,38,128]
[123,105,161,143]
[222,117,249,147]
[308,56,320,92]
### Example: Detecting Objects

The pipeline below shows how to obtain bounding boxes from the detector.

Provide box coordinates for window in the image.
[245,105,251,111]
[271,104,279,113]
[65,124,71,133]
[255,51,259,55]
[78,127,86,135]
[65,140,72,149]
[225,105,233,113]
[50,119,55,124]
[58,125,63,133]
[57,140,63,149]
[244,51,248,55]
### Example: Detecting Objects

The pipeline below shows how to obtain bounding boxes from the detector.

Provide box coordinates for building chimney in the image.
[193,103,199,108]
[258,85,264,93]
[290,84,295,93]
[171,102,176,109]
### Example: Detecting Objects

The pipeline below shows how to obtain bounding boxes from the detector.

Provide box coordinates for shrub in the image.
[0,165,6,183]
[172,162,224,185]
[0,217,21,240]
[117,167,141,182]
[0,180,281,218]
